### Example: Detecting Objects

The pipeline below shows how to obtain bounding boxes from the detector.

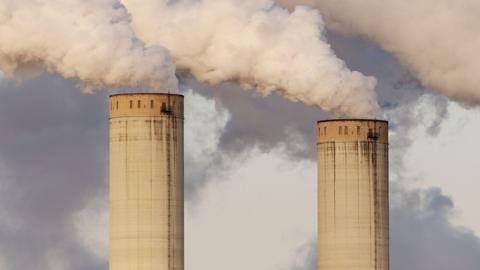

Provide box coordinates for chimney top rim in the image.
[317,118,388,124]
[109,92,184,98]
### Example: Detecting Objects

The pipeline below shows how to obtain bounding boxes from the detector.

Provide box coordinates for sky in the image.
[0,1,480,270]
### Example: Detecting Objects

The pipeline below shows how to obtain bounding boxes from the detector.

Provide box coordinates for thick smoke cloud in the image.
[277,0,480,106]
[181,32,450,202]
[185,32,442,162]
[120,0,380,117]
[0,0,177,91]
[0,0,381,117]
[317,32,451,176]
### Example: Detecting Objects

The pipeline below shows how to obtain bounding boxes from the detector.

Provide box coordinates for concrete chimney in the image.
[317,119,389,270]
[109,93,184,270]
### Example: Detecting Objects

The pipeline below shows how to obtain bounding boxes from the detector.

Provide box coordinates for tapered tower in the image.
[109,93,184,270]
[317,119,389,270]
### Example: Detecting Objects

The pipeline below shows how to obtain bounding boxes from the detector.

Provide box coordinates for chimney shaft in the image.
[317,119,389,270]
[109,93,184,270]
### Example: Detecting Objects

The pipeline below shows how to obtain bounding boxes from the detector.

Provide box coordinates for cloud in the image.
[288,186,480,270]
[0,0,383,117]
[120,0,380,117]
[390,186,480,270]
[401,102,480,232]
[72,194,109,260]
[288,240,317,270]
[182,31,446,165]
[0,74,108,269]
[183,88,231,202]
[0,0,177,91]
[186,147,316,270]
[181,77,324,161]
[276,0,480,107]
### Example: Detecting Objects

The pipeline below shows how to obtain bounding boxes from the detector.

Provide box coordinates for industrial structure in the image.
[317,119,389,270]
[109,93,184,270]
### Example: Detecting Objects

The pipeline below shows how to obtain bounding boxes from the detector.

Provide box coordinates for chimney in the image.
[317,119,389,270]
[109,93,184,270]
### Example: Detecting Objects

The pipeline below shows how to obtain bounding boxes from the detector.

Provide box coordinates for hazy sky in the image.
[0,1,479,270]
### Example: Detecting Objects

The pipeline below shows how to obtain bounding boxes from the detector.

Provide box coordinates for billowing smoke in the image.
[0,0,177,91]
[0,0,380,117]
[123,0,380,117]
[276,0,480,106]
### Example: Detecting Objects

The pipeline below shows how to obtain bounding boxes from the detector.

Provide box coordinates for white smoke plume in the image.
[0,0,380,117]
[0,0,177,91]
[119,0,380,117]
[276,0,480,106]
